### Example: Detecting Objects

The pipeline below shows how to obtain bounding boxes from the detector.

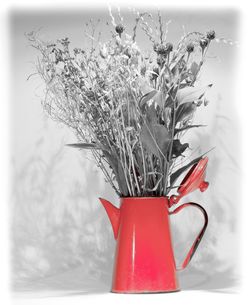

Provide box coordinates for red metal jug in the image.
[99,157,209,293]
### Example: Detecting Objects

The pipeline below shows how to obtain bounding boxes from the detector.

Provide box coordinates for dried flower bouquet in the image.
[27,10,215,197]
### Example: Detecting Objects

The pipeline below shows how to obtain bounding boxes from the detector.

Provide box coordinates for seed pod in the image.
[186,43,194,53]
[204,99,209,106]
[200,38,209,49]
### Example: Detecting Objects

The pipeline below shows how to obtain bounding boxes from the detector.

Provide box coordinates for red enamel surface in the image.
[169,157,209,207]
[99,157,209,293]
[178,157,209,195]
[111,197,179,293]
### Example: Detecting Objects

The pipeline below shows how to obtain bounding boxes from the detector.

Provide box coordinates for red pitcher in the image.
[99,157,209,293]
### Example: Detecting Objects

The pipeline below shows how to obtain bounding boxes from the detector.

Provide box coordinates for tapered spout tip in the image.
[99,198,120,240]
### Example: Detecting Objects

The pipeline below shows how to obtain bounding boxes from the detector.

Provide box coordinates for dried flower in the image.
[154,43,173,56]
[206,30,216,40]
[115,24,125,35]
[79,102,85,113]
[47,43,56,48]
[123,48,132,58]
[186,43,194,53]
[28,17,215,197]
[153,66,159,74]
[153,42,159,52]
[199,38,209,49]
[73,48,82,55]
[157,44,167,55]
[85,90,95,101]
[165,42,173,53]
[97,78,106,89]
[59,37,70,47]
[151,66,159,80]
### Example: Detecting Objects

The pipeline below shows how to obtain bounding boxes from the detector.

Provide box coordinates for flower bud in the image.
[204,99,209,106]
[196,100,203,107]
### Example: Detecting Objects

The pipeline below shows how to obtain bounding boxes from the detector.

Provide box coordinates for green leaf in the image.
[139,89,158,108]
[145,104,157,124]
[139,90,167,110]
[176,84,212,105]
[152,91,165,109]
[165,95,174,108]
[140,123,171,157]
[174,124,206,135]
[170,54,185,73]
[171,140,189,158]
[137,76,154,95]
[190,62,199,77]
[163,107,171,129]
[66,143,103,150]
[175,102,197,124]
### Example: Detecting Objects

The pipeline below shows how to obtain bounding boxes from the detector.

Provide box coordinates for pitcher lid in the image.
[178,156,209,196]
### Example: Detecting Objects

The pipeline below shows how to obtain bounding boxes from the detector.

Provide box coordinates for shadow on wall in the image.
[11,133,116,294]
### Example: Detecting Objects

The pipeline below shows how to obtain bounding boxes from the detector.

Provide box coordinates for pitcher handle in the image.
[169,202,208,271]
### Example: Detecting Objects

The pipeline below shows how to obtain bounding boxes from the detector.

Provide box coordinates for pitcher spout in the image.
[99,198,120,240]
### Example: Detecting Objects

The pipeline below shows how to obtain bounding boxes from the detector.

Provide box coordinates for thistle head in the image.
[165,42,173,53]
[156,44,167,55]
[206,30,216,40]
[154,43,173,56]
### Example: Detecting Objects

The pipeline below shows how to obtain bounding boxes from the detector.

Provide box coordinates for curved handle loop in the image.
[169,202,208,271]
